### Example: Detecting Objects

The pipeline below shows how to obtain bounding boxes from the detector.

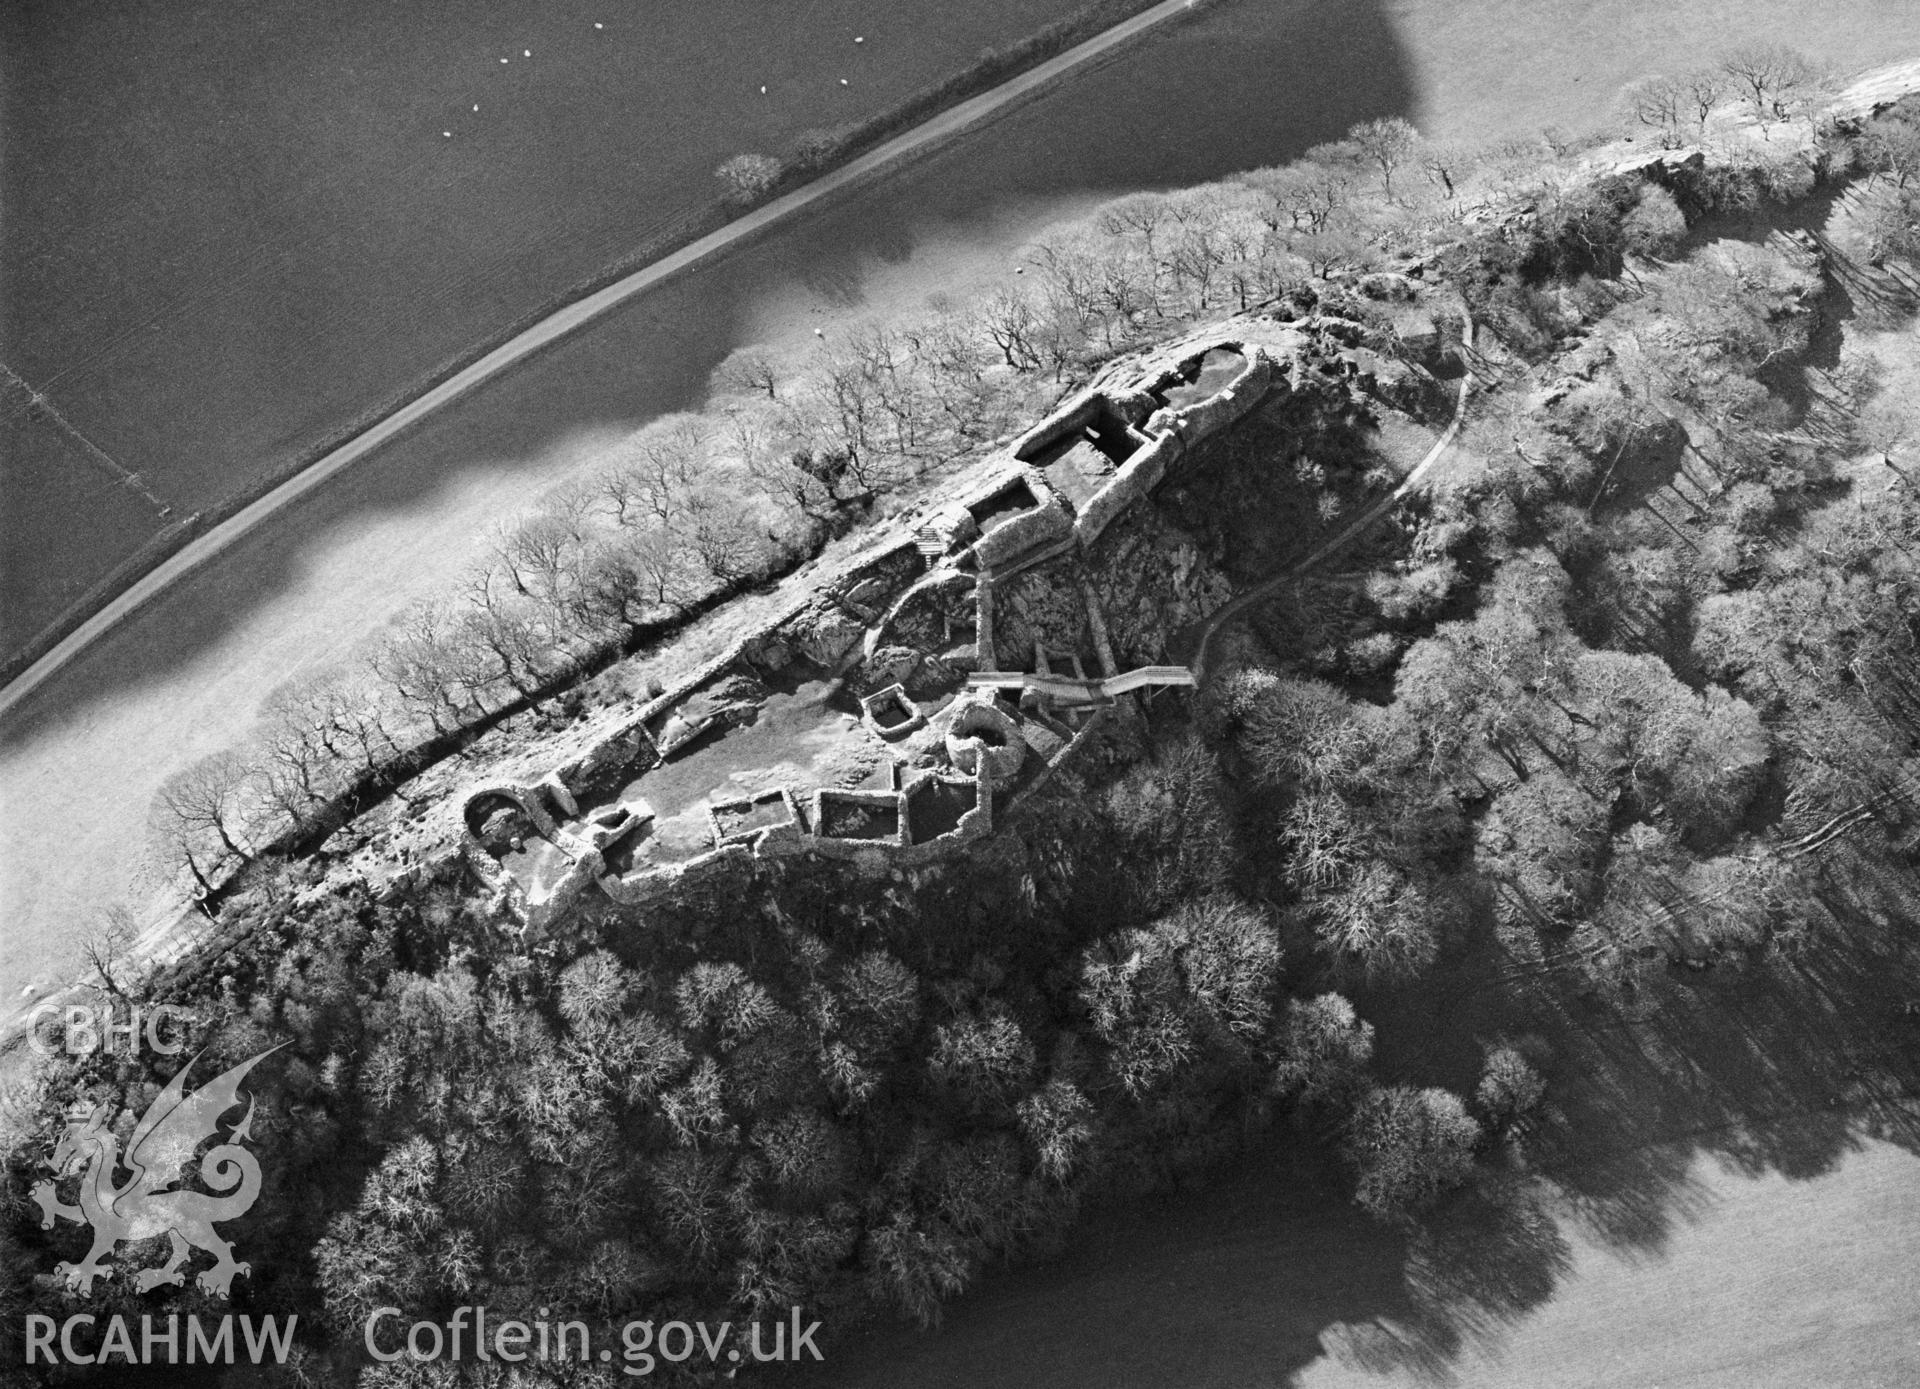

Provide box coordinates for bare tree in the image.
[741,413,836,520]
[1029,297,1090,379]
[1090,246,1156,346]
[1240,165,1302,233]
[1294,212,1376,280]
[1096,192,1174,304]
[597,463,650,530]
[149,750,260,898]
[709,346,782,400]
[1348,117,1419,199]
[1242,156,1356,235]
[1623,75,1688,149]
[972,289,1044,371]
[1417,140,1477,199]
[601,413,708,530]
[1860,110,1920,190]
[1345,1085,1481,1218]
[1683,69,1724,129]
[371,599,490,732]
[684,487,772,583]
[540,475,600,541]
[1214,208,1268,310]
[81,905,146,999]
[1859,182,1920,268]
[1162,187,1232,311]
[1300,140,1367,207]
[803,338,927,493]
[493,514,582,621]
[845,323,936,461]
[1720,44,1820,132]
[624,524,702,610]
[717,399,774,473]
[258,685,351,824]
[1026,234,1108,341]
[457,599,555,702]
[262,670,403,785]
[903,311,996,438]
[566,539,654,633]
[1241,232,1307,306]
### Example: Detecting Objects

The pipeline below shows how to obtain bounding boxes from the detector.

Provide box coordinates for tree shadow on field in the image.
[2,0,1420,742]
[1316,830,1920,1382]
[1316,1179,1576,1381]
[788,1137,1427,1389]
[785,831,1920,1388]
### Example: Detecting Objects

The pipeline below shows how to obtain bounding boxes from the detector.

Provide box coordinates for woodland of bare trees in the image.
[1623,44,1826,148]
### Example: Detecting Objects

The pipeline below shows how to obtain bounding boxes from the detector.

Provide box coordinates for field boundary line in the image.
[0,0,1208,722]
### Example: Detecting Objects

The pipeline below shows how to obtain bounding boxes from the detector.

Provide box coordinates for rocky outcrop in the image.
[993,564,1094,670]
[1085,511,1233,669]
[789,604,867,667]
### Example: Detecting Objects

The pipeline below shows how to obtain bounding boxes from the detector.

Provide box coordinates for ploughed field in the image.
[0,0,1082,656]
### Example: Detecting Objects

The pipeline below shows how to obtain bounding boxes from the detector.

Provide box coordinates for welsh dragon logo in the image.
[29,1044,282,1298]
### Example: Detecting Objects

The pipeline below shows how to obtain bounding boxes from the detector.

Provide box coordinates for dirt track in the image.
[1188,310,1475,681]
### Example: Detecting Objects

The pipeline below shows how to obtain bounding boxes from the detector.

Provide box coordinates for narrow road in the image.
[0,0,1205,722]
[1190,310,1475,681]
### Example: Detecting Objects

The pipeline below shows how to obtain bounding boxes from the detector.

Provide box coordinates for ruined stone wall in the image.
[597,844,754,908]
[972,495,1074,569]
[866,570,977,661]
[810,787,911,851]
[1070,433,1182,548]
[525,851,604,935]
[974,575,996,673]
[1148,349,1274,444]
[461,841,527,921]
[1011,392,1107,462]
[462,783,565,841]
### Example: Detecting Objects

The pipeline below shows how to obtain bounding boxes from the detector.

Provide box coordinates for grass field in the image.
[0,0,1093,653]
[1387,0,1920,142]
[788,1127,1920,1388]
